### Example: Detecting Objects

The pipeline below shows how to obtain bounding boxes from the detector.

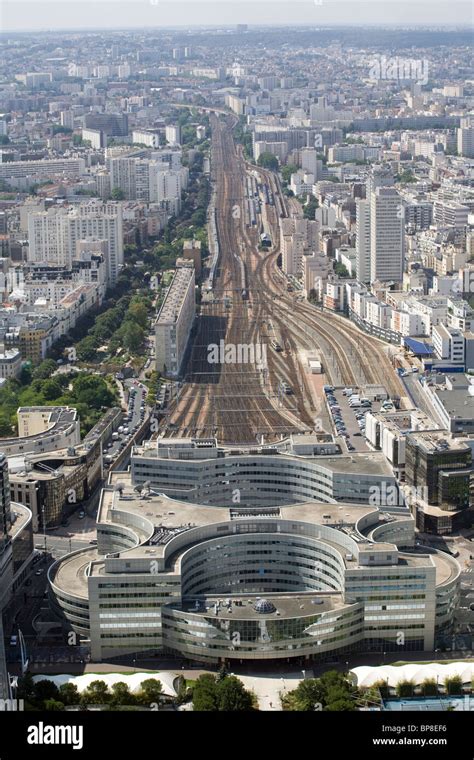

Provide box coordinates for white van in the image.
[349,400,361,408]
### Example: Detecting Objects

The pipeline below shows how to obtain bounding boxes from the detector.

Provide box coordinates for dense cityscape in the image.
[0,13,473,745]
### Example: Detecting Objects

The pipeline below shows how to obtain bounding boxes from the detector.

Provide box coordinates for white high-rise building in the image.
[457,118,474,158]
[300,147,321,178]
[355,199,371,284]
[28,209,70,267]
[165,125,181,146]
[155,264,195,377]
[370,187,404,283]
[109,157,137,199]
[280,218,320,275]
[28,202,123,285]
[68,202,123,285]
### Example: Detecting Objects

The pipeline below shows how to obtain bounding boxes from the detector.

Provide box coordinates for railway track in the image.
[163,116,312,444]
[162,114,404,445]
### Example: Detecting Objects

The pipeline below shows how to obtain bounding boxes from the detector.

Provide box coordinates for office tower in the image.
[405,433,472,533]
[83,112,128,137]
[355,199,371,284]
[370,187,404,283]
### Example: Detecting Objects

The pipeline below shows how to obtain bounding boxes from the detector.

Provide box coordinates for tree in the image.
[41,378,63,401]
[72,374,115,409]
[283,679,324,711]
[396,680,415,698]
[303,197,319,220]
[217,663,228,683]
[398,170,416,185]
[280,164,298,183]
[76,335,99,362]
[216,676,254,711]
[445,676,463,695]
[136,678,163,706]
[257,152,279,171]
[121,321,145,353]
[34,679,60,704]
[44,699,65,711]
[32,358,58,381]
[17,672,37,704]
[334,262,350,278]
[59,682,80,706]
[282,671,357,711]
[125,299,149,330]
[110,682,136,707]
[421,679,438,696]
[80,680,111,705]
[111,187,125,200]
[192,674,219,711]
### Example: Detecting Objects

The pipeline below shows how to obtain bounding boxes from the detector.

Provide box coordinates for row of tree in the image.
[18,674,164,711]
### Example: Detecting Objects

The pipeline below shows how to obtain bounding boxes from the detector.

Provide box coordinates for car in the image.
[411,367,419,373]
[78,511,86,519]
[353,432,362,437]
[347,443,355,451]
[35,569,44,576]
[9,635,17,647]
[89,539,98,545]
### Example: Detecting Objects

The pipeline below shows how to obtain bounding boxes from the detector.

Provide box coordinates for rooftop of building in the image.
[407,430,472,453]
[9,501,32,540]
[368,408,435,432]
[171,592,347,620]
[134,437,394,475]
[154,266,194,327]
[432,388,474,421]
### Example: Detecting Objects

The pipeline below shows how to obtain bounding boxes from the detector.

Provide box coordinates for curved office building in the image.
[48,450,461,664]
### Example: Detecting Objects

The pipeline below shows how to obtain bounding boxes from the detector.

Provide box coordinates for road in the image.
[103,378,148,467]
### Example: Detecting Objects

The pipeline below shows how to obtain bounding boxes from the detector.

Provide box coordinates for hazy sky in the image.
[2,1,473,33]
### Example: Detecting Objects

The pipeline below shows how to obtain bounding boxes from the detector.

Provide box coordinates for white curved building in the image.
[48,460,460,664]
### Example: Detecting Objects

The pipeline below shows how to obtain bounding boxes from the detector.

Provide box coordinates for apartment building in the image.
[155,264,195,377]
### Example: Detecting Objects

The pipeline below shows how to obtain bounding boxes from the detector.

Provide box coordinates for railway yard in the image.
[161,114,405,445]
